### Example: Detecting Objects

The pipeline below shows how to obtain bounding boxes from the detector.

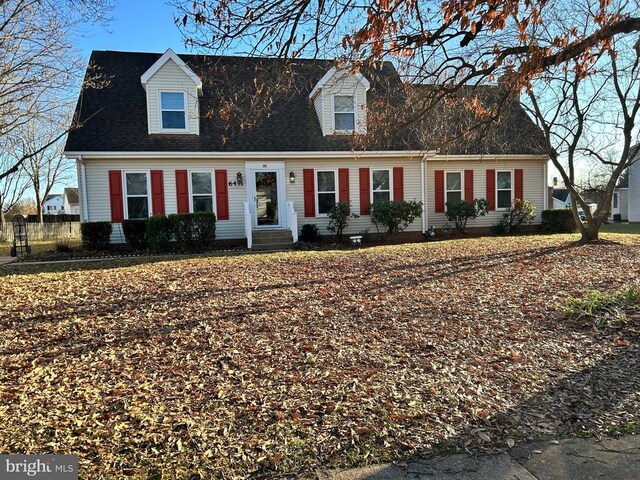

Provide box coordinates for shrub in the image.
[496,199,536,234]
[541,209,576,233]
[191,212,216,247]
[300,223,321,242]
[122,219,149,250]
[370,200,423,235]
[147,215,173,252]
[445,198,489,233]
[54,240,74,253]
[169,212,217,248]
[80,221,112,250]
[327,201,358,241]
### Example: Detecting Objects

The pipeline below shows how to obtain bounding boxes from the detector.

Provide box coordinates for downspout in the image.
[543,160,548,211]
[77,156,89,222]
[421,153,428,233]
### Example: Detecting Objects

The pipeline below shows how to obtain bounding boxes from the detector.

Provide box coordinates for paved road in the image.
[318,435,640,479]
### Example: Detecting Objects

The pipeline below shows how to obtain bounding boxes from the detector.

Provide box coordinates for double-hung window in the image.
[160,91,187,130]
[445,172,462,207]
[316,170,337,215]
[497,171,513,209]
[190,171,214,213]
[613,192,619,209]
[124,172,150,219]
[334,95,355,132]
[371,169,392,204]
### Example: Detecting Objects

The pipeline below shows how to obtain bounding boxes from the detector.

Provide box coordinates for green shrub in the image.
[80,221,112,250]
[541,209,576,233]
[300,224,321,242]
[168,212,216,248]
[370,200,423,235]
[500,199,536,233]
[327,201,358,241]
[191,212,216,247]
[445,198,489,233]
[147,215,173,251]
[122,219,149,250]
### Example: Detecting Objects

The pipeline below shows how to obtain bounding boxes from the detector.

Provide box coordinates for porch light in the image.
[237,172,243,185]
[289,171,296,183]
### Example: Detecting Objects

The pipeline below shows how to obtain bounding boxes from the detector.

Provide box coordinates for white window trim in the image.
[188,169,217,215]
[496,169,514,211]
[370,168,393,205]
[332,94,356,134]
[158,90,189,133]
[445,170,464,211]
[314,168,338,217]
[122,170,152,220]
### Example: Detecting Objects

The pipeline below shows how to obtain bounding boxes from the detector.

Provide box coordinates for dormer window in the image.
[334,95,355,132]
[160,91,187,131]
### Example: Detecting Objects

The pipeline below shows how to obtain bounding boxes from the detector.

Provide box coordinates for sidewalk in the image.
[0,256,14,266]
[318,435,640,479]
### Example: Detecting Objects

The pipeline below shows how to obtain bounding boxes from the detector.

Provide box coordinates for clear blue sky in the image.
[77,1,188,59]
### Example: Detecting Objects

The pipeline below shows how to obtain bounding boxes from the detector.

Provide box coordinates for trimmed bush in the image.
[169,212,217,248]
[147,215,173,252]
[370,200,423,235]
[122,219,149,250]
[300,224,321,242]
[541,209,576,233]
[80,221,112,250]
[445,198,489,233]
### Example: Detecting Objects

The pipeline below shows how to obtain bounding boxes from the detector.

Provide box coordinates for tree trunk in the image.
[579,221,600,243]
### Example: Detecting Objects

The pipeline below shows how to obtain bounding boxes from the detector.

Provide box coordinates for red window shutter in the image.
[393,167,404,201]
[434,170,445,213]
[359,168,370,215]
[515,168,524,201]
[215,170,229,220]
[108,170,124,222]
[175,170,189,213]
[150,170,165,216]
[303,169,315,217]
[464,170,474,202]
[338,168,350,203]
[486,169,496,211]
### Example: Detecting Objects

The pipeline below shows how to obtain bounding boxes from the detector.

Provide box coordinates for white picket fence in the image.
[0,222,81,242]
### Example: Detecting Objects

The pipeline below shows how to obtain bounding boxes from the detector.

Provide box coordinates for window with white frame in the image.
[371,169,391,204]
[613,192,619,209]
[497,171,512,209]
[160,91,187,130]
[334,95,355,132]
[190,171,214,213]
[445,172,462,207]
[124,172,150,219]
[316,170,336,215]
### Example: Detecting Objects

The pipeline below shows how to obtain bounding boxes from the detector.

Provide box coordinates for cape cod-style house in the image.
[64,49,550,248]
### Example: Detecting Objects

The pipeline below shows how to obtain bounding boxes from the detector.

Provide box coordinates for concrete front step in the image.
[251,229,295,250]
[252,242,295,251]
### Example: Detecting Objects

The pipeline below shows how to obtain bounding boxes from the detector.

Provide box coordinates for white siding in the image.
[145,59,199,135]
[314,70,367,135]
[84,159,246,241]
[426,157,547,228]
[628,161,640,222]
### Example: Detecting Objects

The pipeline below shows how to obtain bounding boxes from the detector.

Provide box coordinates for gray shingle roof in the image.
[65,50,546,155]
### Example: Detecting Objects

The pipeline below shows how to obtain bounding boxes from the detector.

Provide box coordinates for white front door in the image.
[246,162,286,229]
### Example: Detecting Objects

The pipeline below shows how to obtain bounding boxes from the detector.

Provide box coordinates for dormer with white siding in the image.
[309,67,370,136]
[140,49,202,135]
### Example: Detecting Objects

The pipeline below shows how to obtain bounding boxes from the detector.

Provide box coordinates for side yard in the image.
[1,234,639,478]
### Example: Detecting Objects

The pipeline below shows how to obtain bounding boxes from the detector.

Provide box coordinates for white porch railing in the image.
[286,201,298,243]
[243,202,253,249]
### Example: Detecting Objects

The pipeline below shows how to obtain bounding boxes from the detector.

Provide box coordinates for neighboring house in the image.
[43,194,64,214]
[552,188,571,209]
[63,187,81,215]
[64,49,550,247]
[612,151,640,222]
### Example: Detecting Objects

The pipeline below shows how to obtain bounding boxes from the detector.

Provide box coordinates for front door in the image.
[246,163,286,229]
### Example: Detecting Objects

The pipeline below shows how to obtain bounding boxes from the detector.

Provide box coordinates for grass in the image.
[1,234,640,478]
[564,286,640,326]
[0,239,81,256]
[600,223,640,234]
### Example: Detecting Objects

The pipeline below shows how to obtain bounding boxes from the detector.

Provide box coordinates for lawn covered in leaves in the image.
[1,234,640,479]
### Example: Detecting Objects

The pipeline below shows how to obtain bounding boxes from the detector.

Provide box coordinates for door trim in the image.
[245,162,287,229]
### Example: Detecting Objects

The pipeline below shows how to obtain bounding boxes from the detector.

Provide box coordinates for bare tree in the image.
[0,155,29,226]
[16,119,73,223]
[175,0,640,242]
[0,0,113,181]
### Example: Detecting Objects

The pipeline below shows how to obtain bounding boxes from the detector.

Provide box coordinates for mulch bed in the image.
[1,234,639,478]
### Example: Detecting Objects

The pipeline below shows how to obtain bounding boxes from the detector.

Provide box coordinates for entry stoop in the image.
[251,229,295,251]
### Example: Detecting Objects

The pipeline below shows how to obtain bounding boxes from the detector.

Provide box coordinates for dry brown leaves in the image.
[1,234,640,479]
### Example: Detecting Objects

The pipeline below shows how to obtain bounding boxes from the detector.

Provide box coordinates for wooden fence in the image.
[0,222,81,242]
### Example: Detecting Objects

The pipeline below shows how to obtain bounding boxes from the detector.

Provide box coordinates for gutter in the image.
[63,150,429,160]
